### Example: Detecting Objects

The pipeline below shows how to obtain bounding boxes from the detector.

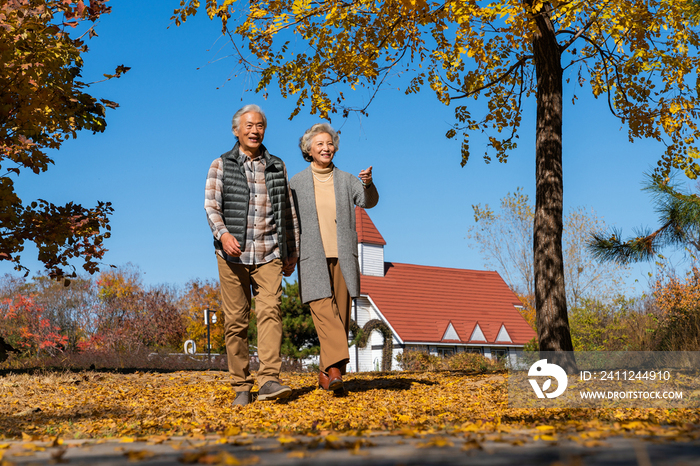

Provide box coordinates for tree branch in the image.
[449,56,532,100]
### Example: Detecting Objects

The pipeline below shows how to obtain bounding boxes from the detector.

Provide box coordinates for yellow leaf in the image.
[147,435,169,444]
[277,436,298,444]
[224,426,241,437]
[461,423,481,432]
[124,450,156,461]
[417,437,454,448]
[22,444,45,451]
[219,452,242,465]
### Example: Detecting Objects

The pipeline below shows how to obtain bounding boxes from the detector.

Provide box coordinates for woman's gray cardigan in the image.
[289,165,379,304]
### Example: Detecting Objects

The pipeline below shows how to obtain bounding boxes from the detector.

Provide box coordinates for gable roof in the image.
[360,262,535,345]
[441,322,461,342]
[356,207,386,246]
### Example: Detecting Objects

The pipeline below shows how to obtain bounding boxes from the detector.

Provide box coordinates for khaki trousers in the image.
[309,258,350,373]
[217,255,283,391]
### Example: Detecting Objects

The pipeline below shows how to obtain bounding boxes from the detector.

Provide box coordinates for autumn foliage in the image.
[0,294,67,356]
[651,266,700,351]
[0,268,321,368]
[92,268,185,354]
[0,266,186,363]
[0,0,128,281]
[179,279,225,354]
[1,370,699,448]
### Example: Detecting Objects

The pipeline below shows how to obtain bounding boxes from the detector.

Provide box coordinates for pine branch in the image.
[588,173,700,264]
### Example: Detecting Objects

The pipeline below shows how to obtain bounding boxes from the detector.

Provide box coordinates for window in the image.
[437,347,454,358]
[491,348,509,360]
[466,347,483,355]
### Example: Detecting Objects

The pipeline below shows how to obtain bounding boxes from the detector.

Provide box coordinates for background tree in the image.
[590,174,700,265]
[650,265,700,351]
[0,273,94,356]
[179,278,225,354]
[469,189,629,309]
[26,275,98,352]
[567,297,638,351]
[0,294,67,356]
[174,1,700,369]
[469,188,535,301]
[93,265,185,353]
[0,0,128,282]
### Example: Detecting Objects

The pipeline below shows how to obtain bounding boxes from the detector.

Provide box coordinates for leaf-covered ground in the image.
[1,370,699,444]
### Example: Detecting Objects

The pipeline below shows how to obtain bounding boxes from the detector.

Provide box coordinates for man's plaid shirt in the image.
[205,150,299,265]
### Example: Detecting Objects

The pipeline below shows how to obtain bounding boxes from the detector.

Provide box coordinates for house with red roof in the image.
[349,207,536,372]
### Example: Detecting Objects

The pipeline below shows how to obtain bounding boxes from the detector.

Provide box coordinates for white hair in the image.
[231,104,267,136]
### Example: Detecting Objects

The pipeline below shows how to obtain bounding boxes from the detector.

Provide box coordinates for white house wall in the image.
[351,297,375,372]
[358,244,384,277]
[391,346,402,371]
[351,296,402,371]
[354,297,375,327]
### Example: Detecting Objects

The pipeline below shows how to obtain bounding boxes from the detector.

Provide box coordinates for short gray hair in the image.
[231,104,267,136]
[299,123,340,162]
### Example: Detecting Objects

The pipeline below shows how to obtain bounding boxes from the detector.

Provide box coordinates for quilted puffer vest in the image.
[215,143,290,259]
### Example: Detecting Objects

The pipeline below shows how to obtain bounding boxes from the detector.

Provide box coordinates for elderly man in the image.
[205,104,299,406]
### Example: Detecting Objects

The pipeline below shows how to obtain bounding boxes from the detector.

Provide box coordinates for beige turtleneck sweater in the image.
[311,164,337,258]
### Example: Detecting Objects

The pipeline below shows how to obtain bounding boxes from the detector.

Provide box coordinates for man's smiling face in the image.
[234,111,266,158]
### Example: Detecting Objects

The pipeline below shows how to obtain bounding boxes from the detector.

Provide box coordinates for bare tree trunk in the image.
[530,3,577,372]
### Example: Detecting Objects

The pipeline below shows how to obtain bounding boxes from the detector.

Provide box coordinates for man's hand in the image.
[283,257,298,277]
[221,232,242,257]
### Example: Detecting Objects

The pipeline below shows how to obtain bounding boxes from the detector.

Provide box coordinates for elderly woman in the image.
[290,123,378,393]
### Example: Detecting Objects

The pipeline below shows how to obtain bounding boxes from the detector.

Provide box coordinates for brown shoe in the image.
[319,371,344,395]
[318,371,330,390]
[327,367,343,391]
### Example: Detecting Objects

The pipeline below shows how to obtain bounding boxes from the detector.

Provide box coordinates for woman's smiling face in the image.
[309,132,336,169]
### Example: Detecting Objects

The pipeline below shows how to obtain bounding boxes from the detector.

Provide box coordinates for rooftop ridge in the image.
[356,207,386,246]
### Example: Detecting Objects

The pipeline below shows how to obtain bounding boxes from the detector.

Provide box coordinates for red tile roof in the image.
[360,262,535,345]
[355,207,386,246]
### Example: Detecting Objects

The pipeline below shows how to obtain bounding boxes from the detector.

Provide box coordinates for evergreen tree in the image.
[589,175,700,264]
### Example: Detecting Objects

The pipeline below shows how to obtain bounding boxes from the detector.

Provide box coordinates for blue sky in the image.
[2,2,686,296]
